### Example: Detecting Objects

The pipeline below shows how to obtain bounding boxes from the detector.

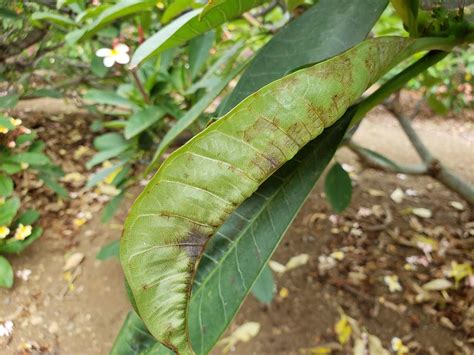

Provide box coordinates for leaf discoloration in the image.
[121,37,416,354]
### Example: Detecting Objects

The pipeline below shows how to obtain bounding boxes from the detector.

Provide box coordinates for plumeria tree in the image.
[0,0,473,353]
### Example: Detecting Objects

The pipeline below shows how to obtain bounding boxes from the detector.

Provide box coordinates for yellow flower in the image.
[0,126,8,134]
[0,226,10,239]
[335,315,352,345]
[14,224,32,240]
[391,337,409,355]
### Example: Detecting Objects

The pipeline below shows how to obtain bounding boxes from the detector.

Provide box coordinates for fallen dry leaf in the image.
[63,252,85,271]
[390,188,405,204]
[411,208,432,219]
[449,201,465,211]
[285,254,309,271]
[269,254,309,274]
[422,278,453,291]
[219,322,260,352]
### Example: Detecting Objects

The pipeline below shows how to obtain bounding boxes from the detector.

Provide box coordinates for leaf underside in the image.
[121,36,414,354]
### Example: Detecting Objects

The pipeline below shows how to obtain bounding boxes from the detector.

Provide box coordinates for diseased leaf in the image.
[188,112,352,354]
[220,0,389,114]
[121,37,419,354]
[130,0,268,68]
[324,162,352,213]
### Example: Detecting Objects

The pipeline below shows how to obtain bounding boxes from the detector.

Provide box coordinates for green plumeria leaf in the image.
[0,174,14,197]
[221,0,389,114]
[121,37,423,354]
[324,162,352,213]
[130,0,268,68]
[0,256,14,288]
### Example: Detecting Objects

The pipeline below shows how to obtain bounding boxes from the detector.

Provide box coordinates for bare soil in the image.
[1,98,473,354]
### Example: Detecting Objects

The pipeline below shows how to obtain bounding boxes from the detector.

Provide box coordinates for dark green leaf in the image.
[86,161,126,188]
[0,227,42,255]
[188,31,215,80]
[221,0,389,113]
[12,152,50,166]
[102,190,126,223]
[17,209,40,225]
[96,240,120,260]
[251,265,275,304]
[91,55,109,78]
[0,115,15,130]
[162,0,194,24]
[27,89,63,99]
[71,0,156,43]
[84,89,139,110]
[0,174,14,197]
[130,0,268,68]
[324,162,352,213]
[0,197,20,226]
[86,146,130,169]
[110,311,157,355]
[125,107,166,140]
[31,11,77,27]
[427,94,449,115]
[94,132,127,151]
[0,94,19,109]
[38,173,69,198]
[0,256,13,288]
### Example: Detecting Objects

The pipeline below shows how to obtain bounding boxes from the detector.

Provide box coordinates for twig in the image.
[346,140,427,175]
[130,69,150,104]
[385,101,474,205]
[242,13,262,27]
[254,0,279,17]
[0,27,49,62]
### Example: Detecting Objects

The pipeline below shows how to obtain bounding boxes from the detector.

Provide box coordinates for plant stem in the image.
[130,69,150,104]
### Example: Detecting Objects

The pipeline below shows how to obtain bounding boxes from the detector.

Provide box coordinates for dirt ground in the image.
[0,98,473,354]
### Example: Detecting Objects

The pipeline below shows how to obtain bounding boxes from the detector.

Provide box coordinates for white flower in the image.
[96,44,130,67]
[0,320,14,337]
[16,269,32,281]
